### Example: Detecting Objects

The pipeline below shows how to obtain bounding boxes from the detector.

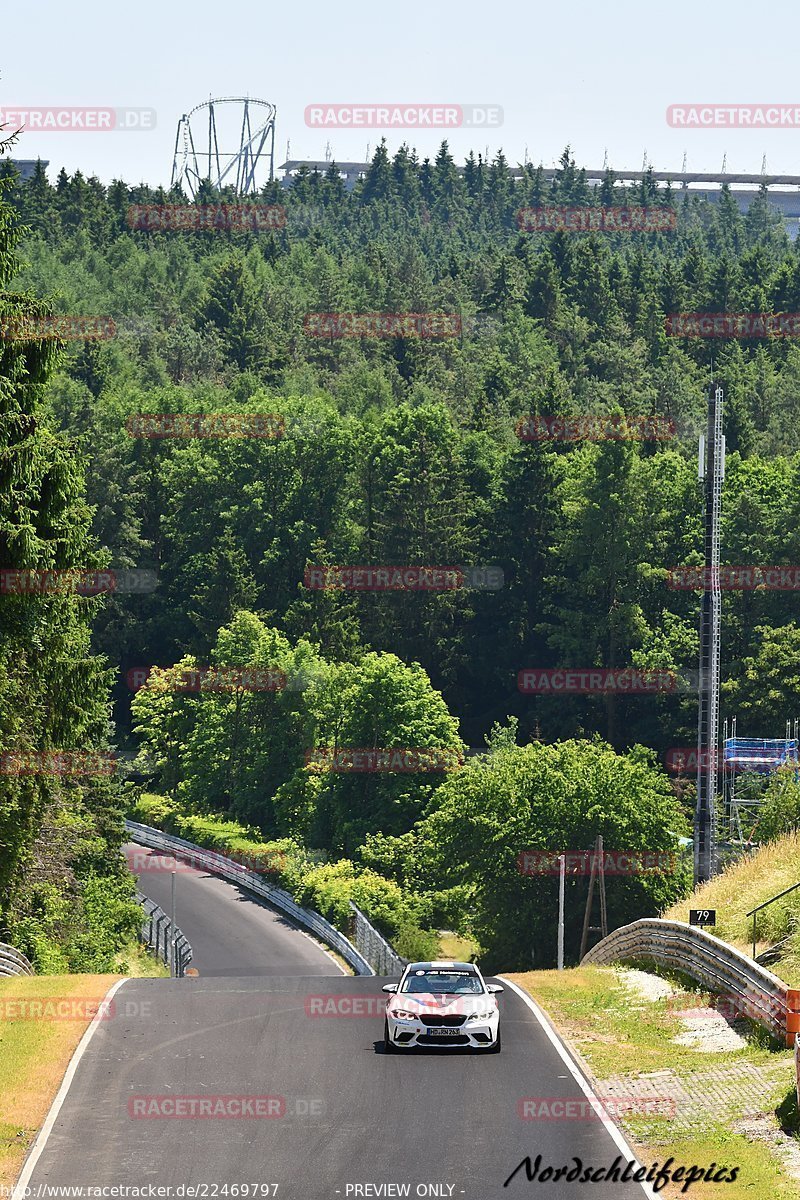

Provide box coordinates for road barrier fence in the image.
[582,917,800,1044]
[350,902,407,976]
[136,891,193,977]
[125,820,404,976]
[0,942,34,976]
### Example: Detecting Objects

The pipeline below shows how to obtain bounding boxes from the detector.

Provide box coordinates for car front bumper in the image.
[386,1013,499,1049]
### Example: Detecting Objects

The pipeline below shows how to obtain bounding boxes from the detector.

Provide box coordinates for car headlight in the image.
[391,1009,420,1021]
[467,1009,494,1021]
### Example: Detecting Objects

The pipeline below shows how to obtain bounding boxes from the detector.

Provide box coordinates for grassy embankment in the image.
[508,833,800,1198]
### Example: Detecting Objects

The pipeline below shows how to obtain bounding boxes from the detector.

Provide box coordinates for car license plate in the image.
[427,1027,460,1037]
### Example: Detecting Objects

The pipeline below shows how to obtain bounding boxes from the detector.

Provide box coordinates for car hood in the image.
[388,992,493,1017]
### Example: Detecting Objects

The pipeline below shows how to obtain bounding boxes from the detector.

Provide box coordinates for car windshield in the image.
[401,971,484,994]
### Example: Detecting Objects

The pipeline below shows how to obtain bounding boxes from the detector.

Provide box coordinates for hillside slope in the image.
[664,834,800,984]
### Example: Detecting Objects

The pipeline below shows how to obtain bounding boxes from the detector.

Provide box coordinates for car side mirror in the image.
[382,984,398,993]
[486,984,504,994]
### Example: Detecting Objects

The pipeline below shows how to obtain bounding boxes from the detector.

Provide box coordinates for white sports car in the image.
[382,960,503,1053]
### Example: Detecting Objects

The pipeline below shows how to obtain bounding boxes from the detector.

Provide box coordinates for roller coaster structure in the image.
[171,98,276,198]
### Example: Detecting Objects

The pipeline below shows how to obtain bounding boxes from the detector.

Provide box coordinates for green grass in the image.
[663,833,800,984]
[509,966,800,1200]
[634,1130,800,1200]
[111,940,169,978]
[510,966,788,1076]
[0,975,124,1189]
[437,930,479,962]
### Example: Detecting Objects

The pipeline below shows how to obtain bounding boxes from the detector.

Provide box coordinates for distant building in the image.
[278,159,800,234]
[6,159,48,181]
[280,160,369,191]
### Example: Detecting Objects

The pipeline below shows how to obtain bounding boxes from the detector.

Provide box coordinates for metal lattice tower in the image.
[171,98,276,198]
[695,381,725,884]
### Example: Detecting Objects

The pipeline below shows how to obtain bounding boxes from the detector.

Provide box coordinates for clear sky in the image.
[3,0,800,186]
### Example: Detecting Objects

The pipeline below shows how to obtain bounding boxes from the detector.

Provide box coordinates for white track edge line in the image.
[498,976,658,1199]
[295,927,348,976]
[14,977,129,1197]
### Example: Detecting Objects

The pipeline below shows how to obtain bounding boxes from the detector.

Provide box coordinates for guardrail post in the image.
[170,871,176,978]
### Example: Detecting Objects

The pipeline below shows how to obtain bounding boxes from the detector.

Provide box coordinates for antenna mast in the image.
[695,380,725,883]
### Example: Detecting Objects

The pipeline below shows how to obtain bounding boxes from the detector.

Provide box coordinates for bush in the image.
[130,793,434,947]
[392,923,440,962]
[753,772,800,842]
[410,737,693,970]
[8,874,142,973]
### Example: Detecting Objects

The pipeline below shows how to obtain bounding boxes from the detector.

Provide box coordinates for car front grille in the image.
[420,1014,467,1027]
[417,1032,470,1045]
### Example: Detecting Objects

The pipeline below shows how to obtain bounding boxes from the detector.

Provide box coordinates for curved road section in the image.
[20,844,654,1199]
[124,844,336,977]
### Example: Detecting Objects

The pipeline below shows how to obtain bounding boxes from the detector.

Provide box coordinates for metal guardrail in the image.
[125,819,381,975]
[746,881,800,958]
[0,942,34,976]
[582,917,798,1043]
[350,902,407,976]
[136,891,193,977]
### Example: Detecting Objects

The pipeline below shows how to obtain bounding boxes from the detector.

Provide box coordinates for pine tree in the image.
[0,150,135,965]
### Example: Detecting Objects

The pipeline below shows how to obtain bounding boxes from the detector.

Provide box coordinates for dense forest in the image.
[3,139,800,969]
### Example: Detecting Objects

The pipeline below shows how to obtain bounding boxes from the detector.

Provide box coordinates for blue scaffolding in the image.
[724,738,799,772]
[723,721,799,843]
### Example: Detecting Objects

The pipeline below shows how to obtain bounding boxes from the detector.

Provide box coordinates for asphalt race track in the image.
[20,844,654,1199]
[123,843,337,977]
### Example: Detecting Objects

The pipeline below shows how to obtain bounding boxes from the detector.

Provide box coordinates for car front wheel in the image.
[383,1019,397,1053]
